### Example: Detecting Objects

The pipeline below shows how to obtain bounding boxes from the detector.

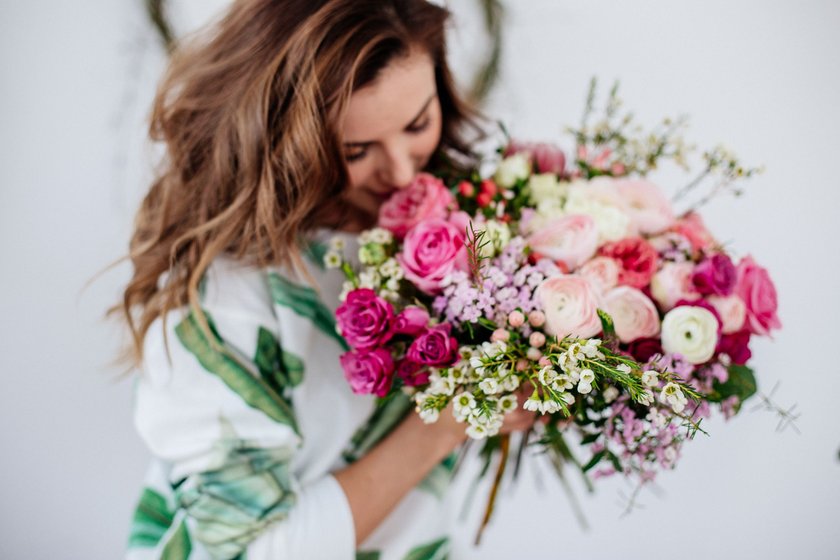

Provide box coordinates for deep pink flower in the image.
[627,337,663,363]
[397,218,468,294]
[717,330,752,365]
[340,349,395,397]
[735,255,781,336]
[378,173,454,239]
[407,323,458,367]
[692,253,737,296]
[395,358,430,387]
[598,237,659,289]
[393,306,430,336]
[336,289,394,350]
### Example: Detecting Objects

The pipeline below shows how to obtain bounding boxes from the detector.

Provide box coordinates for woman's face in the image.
[339,48,443,226]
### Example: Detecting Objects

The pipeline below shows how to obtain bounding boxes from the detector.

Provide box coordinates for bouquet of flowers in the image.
[326,79,780,533]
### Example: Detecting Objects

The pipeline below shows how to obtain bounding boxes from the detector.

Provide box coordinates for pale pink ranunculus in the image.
[397,218,468,294]
[707,294,747,335]
[535,275,602,339]
[671,211,715,253]
[602,286,661,344]
[650,262,701,312]
[734,255,781,336]
[527,214,599,272]
[506,140,567,175]
[614,179,675,236]
[378,173,455,239]
[578,256,621,295]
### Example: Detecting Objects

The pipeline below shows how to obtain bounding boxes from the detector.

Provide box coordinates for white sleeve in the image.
[134,261,356,560]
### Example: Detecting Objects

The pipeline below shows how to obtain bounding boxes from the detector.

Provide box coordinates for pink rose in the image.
[578,256,621,295]
[707,294,746,335]
[671,212,715,253]
[378,173,455,239]
[535,275,602,339]
[651,262,701,311]
[407,323,459,367]
[392,306,430,336]
[692,253,737,296]
[336,289,394,350]
[598,237,659,289]
[602,286,661,343]
[527,214,599,272]
[340,349,394,397]
[506,140,567,175]
[614,179,675,236]
[734,255,781,336]
[398,218,468,294]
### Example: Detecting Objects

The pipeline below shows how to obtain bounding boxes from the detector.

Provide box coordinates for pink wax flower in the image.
[407,323,459,367]
[340,348,395,397]
[527,214,599,272]
[378,173,455,239]
[651,262,701,312]
[717,330,752,365]
[395,358,429,387]
[614,179,675,236]
[734,255,781,336]
[535,275,602,339]
[506,140,567,176]
[397,218,468,294]
[598,237,659,289]
[602,286,661,344]
[336,288,394,350]
[393,306,430,336]
[692,253,737,296]
[671,211,715,253]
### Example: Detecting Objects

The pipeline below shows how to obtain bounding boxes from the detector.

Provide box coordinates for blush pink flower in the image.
[598,237,659,289]
[734,255,781,336]
[578,256,621,295]
[707,294,747,335]
[602,286,661,343]
[398,218,468,294]
[506,140,567,175]
[407,323,459,367]
[671,212,715,253]
[527,214,599,272]
[651,262,701,312]
[614,179,675,236]
[336,288,394,350]
[340,349,394,397]
[378,173,455,239]
[535,275,602,339]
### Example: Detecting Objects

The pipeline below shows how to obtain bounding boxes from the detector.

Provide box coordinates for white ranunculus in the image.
[527,173,564,205]
[563,182,630,242]
[661,305,719,364]
[495,153,531,188]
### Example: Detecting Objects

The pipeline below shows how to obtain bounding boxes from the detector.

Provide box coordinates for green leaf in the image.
[160,520,191,560]
[356,552,381,560]
[580,432,600,445]
[582,450,606,473]
[127,487,174,548]
[403,537,449,560]
[304,240,329,270]
[268,272,349,351]
[596,308,616,339]
[175,311,299,434]
[710,364,757,403]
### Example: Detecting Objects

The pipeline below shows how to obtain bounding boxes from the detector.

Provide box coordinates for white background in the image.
[1,1,838,558]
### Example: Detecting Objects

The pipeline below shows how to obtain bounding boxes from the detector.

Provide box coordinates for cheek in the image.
[347,160,374,191]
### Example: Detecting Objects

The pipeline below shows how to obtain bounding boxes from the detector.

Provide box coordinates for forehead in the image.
[341,50,437,142]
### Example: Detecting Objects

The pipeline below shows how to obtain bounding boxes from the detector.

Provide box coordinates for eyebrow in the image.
[343,93,436,148]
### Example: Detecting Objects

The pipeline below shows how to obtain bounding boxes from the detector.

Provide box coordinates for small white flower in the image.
[369,227,393,244]
[501,375,520,392]
[339,281,354,302]
[469,356,484,370]
[466,423,488,439]
[641,370,659,388]
[558,392,576,406]
[385,277,400,291]
[495,153,531,188]
[323,251,342,269]
[540,399,562,414]
[660,382,688,414]
[664,447,678,463]
[616,363,632,374]
[551,374,574,392]
[328,236,346,251]
[358,270,380,289]
[603,386,619,403]
[637,389,655,406]
[523,391,542,412]
[579,369,595,385]
[479,378,500,395]
[646,408,668,429]
[499,394,518,413]
[379,258,400,278]
[577,381,593,395]
[419,407,440,424]
[538,366,559,387]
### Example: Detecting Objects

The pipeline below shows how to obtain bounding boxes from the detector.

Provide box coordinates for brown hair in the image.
[114,0,482,365]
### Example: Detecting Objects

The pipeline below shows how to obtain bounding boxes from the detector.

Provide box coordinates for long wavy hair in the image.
[114,0,482,365]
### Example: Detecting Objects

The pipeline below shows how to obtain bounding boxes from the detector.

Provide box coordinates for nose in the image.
[379,143,416,189]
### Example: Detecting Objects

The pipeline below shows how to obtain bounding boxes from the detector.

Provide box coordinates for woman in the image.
[119,1,534,558]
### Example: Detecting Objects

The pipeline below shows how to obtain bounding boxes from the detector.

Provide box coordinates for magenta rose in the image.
[506,140,567,175]
[598,237,659,289]
[378,173,455,239]
[396,358,430,387]
[734,255,781,336]
[716,330,752,365]
[336,288,394,350]
[627,337,663,363]
[393,306,430,336]
[397,218,468,294]
[340,349,395,397]
[406,323,458,367]
[692,253,737,296]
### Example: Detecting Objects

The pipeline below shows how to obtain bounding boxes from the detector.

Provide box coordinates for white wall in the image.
[1,1,837,558]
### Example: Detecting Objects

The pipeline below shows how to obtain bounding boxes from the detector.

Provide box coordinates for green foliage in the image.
[710,364,758,406]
